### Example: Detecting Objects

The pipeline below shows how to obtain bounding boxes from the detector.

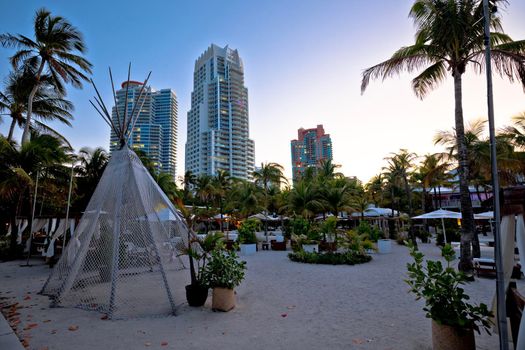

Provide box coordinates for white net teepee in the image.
[41,143,188,319]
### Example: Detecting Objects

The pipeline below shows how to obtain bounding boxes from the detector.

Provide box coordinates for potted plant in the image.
[238,218,259,256]
[184,231,224,307]
[201,248,246,312]
[405,243,492,350]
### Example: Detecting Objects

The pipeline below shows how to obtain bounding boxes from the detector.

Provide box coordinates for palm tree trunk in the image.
[454,72,476,274]
[433,187,437,210]
[404,176,416,246]
[7,118,17,141]
[22,59,46,145]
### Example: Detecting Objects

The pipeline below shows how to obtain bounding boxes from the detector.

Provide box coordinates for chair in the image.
[506,281,525,349]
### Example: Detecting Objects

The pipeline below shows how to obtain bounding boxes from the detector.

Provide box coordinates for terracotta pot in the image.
[212,287,235,312]
[185,284,208,307]
[431,320,475,350]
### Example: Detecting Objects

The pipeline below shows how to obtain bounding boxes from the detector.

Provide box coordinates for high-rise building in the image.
[109,81,178,178]
[185,44,255,180]
[291,124,333,182]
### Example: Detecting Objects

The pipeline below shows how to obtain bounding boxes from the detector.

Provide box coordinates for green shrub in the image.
[288,251,372,265]
[201,249,246,289]
[238,218,259,244]
[405,242,492,334]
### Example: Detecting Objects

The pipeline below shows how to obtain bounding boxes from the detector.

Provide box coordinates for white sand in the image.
[0,243,516,350]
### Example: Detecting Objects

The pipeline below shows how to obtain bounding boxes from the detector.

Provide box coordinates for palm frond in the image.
[411,60,447,99]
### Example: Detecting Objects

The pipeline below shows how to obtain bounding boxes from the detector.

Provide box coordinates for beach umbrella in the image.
[412,209,462,244]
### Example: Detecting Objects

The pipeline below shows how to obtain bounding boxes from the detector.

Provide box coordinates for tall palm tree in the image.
[0,8,92,144]
[0,69,73,142]
[253,162,287,237]
[212,170,231,231]
[361,0,525,272]
[384,150,417,244]
[180,170,196,203]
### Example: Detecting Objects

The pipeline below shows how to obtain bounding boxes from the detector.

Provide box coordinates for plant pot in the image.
[212,287,236,312]
[302,244,319,253]
[431,320,475,350]
[377,239,391,254]
[185,284,208,307]
[240,243,257,256]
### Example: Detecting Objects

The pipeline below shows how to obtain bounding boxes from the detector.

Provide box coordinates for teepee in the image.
[41,66,189,319]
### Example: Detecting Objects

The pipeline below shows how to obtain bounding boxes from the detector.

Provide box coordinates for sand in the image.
[0,243,515,350]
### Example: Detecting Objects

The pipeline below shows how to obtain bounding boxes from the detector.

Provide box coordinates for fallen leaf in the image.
[27,323,38,329]
[352,338,365,345]
[24,295,31,300]
[161,342,168,346]
[100,315,108,320]
[50,330,57,334]
[286,305,296,309]
[281,313,287,318]
[68,325,79,331]
[43,320,51,323]
[144,342,151,347]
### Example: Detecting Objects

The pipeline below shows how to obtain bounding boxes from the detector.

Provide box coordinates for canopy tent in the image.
[412,209,462,244]
[352,206,404,218]
[41,68,189,319]
[249,213,284,221]
[475,211,494,219]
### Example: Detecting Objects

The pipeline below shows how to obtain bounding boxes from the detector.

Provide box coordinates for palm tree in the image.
[154,172,180,203]
[384,150,417,244]
[180,170,196,203]
[361,0,525,272]
[285,181,324,220]
[253,162,287,237]
[0,69,73,142]
[75,147,108,210]
[212,170,231,231]
[230,181,262,219]
[0,133,71,257]
[0,8,92,144]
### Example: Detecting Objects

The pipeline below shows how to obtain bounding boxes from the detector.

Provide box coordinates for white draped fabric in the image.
[491,214,525,348]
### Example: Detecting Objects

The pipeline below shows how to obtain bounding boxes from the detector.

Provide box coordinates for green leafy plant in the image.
[405,242,493,334]
[237,218,259,244]
[184,231,224,286]
[288,251,372,265]
[356,221,383,242]
[340,230,375,254]
[201,249,246,289]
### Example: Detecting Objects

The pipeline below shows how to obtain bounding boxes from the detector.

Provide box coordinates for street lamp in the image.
[482,1,508,349]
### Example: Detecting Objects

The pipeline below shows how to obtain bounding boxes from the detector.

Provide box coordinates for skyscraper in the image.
[291,124,333,182]
[185,44,255,180]
[110,81,178,178]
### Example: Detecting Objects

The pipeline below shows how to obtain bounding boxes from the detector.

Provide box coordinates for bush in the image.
[201,249,246,289]
[238,218,259,244]
[356,221,383,242]
[288,251,372,265]
[406,242,492,334]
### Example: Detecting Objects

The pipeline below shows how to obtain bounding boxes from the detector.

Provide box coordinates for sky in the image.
[1,0,524,184]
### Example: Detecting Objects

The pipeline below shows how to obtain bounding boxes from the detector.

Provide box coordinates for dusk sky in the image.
[1,0,524,183]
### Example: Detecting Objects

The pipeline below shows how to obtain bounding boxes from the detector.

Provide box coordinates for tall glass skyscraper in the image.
[185,44,255,180]
[291,124,333,182]
[110,81,178,178]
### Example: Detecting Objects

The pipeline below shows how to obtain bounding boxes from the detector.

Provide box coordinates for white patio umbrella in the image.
[412,209,462,244]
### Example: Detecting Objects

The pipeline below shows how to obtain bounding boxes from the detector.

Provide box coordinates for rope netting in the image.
[41,147,189,319]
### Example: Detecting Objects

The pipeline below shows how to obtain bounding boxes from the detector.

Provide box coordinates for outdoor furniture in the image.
[261,242,270,250]
[506,281,525,349]
[473,258,496,278]
[271,240,286,251]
